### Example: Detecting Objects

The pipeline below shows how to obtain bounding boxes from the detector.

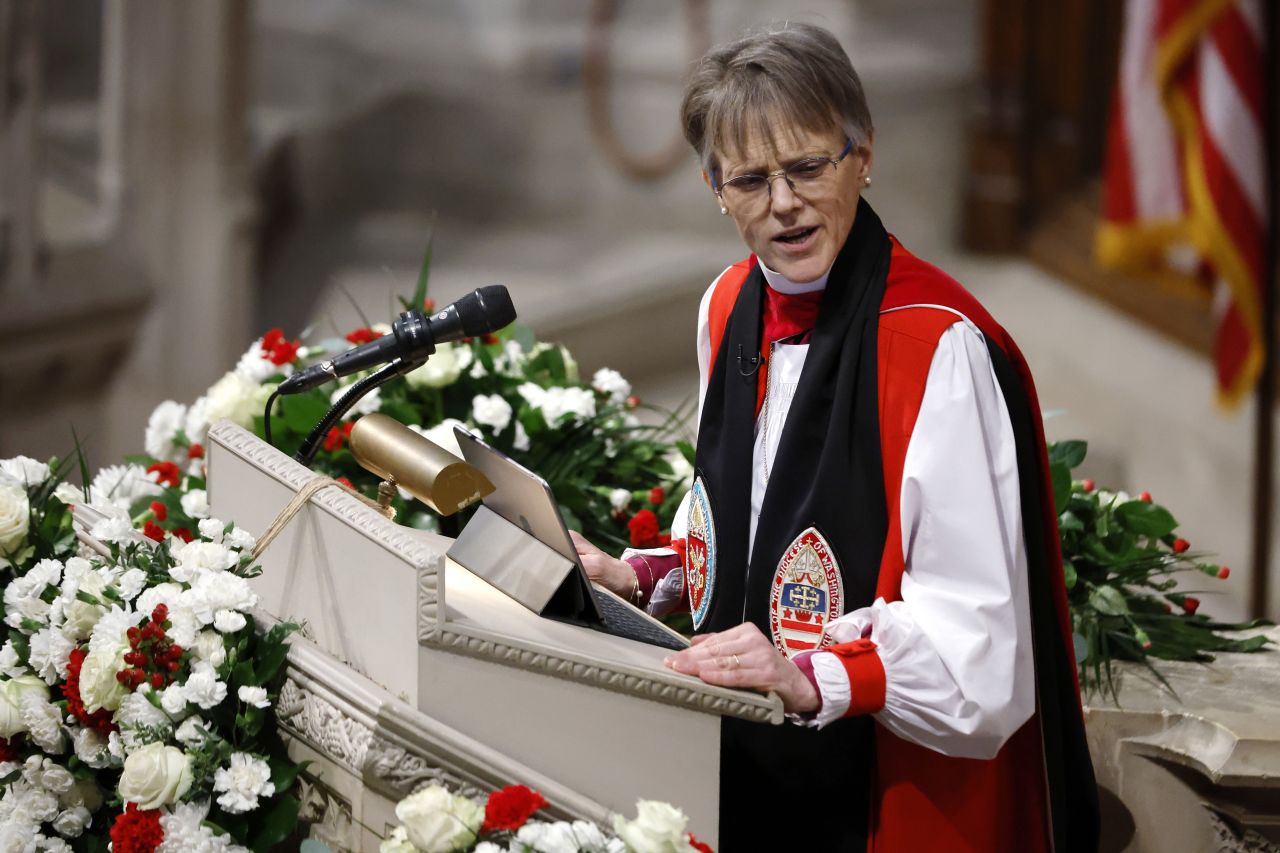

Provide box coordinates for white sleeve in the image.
[808,321,1035,760]
[694,274,720,425]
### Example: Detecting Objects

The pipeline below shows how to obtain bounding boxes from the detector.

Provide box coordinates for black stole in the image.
[694,199,891,851]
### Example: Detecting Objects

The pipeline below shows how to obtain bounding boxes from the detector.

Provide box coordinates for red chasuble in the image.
[705,238,1093,852]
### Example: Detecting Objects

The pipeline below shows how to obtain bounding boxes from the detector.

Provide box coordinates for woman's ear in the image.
[856,139,874,180]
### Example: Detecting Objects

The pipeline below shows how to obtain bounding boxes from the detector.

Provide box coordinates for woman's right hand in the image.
[569,530,637,598]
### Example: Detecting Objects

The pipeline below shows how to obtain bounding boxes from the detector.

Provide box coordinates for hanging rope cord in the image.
[582,0,710,181]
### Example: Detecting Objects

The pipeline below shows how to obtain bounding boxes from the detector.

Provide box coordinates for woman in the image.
[572,22,1097,852]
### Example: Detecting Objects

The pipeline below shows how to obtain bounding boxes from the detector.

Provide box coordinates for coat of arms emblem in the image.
[768,527,843,658]
[685,477,716,629]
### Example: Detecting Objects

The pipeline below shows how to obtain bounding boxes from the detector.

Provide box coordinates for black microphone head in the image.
[461,285,516,334]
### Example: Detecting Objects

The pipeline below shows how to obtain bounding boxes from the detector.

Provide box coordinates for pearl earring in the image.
[720,206,729,215]
[863,175,872,187]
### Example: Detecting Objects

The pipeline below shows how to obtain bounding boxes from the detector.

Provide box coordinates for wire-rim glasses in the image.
[714,139,855,212]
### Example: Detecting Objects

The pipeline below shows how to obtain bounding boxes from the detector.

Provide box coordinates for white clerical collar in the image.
[759,260,833,294]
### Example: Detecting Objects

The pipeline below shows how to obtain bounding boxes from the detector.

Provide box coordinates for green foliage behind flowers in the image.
[1049,440,1270,700]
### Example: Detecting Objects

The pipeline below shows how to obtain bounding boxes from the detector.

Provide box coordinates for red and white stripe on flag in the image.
[1097,0,1267,407]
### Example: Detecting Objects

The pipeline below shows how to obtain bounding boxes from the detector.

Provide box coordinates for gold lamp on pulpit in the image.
[348,413,494,517]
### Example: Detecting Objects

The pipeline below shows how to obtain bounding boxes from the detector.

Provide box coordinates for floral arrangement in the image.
[379,784,713,853]
[140,309,692,553]
[1049,440,1270,699]
[0,454,302,851]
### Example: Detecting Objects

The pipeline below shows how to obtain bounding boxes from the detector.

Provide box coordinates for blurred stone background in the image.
[1,0,1275,619]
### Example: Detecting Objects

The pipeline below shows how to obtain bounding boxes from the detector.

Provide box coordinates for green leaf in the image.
[250,793,302,851]
[280,392,332,436]
[1089,585,1129,616]
[1115,500,1178,538]
[1051,463,1072,515]
[1063,560,1077,590]
[411,213,438,312]
[1048,440,1088,469]
[270,756,310,793]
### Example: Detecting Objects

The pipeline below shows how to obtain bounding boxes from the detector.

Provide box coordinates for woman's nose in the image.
[768,175,802,214]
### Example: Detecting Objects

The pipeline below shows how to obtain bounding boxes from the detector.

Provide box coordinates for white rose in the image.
[0,676,50,738]
[591,368,632,405]
[202,371,267,430]
[612,801,695,853]
[77,642,129,714]
[0,456,50,488]
[180,489,210,520]
[236,685,270,709]
[117,742,193,810]
[52,805,91,839]
[413,419,467,460]
[35,760,74,795]
[406,341,472,389]
[0,481,31,569]
[144,401,189,462]
[395,785,484,853]
[471,394,513,433]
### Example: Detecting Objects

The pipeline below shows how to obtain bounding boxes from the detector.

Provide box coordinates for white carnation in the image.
[160,683,189,718]
[27,628,74,684]
[0,642,24,679]
[180,489,210,520]
[0,456,50,488]
[72,728,110,769]
[609,488,631,513]
[213,752,275,814]
[192,630,228,668]
[471,394,513,433]
[224,527,256,552]
[591,368,632,404]
[159,800,243,852]
[185,572,256,625]
[20,694,66,754]
[173,716,211,749]
[89,464,163,511]
[116,568,148,602]
[234,338,288,383]
[88,512,137,546]
[170,540,237,583]
[514,421,531,452]
[198,517,225,543]
[183,661,228,710]
[134,583,183,624]
[117,693,173,751]
[516,382,546,408]
[236,685,270,709]
[213,610,247,634]
[144,402,189,462]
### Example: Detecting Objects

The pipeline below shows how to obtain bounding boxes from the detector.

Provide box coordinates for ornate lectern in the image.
[205,420,781,850]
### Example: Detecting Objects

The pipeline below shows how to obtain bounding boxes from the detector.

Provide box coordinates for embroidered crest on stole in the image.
[685,477,717,629]
[768,527,843,658]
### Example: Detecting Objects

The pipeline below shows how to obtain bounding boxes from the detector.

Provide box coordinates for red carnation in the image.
[1218,565,1231,579]
[481,785,548,833]
[1182,596,1200,615]
[687,834,714,853]
[323,422,354,452]
[345,327,383,345]
[259,327,302,366]
[628,509,661,549]
[1172,537,1190,554]
[63,648,117,736]
[336,477,354,488]
[1139,491,1153,503]
[171,527,193,543]
[187,443,204,460]
[146,461,181,488]
[261,328,284,351]
[142,521,165,542]
[149,501,167,522]
[625,395,641,409]
[1081,479,1095,493]
[649,486,666,506]
[110,803,164,853]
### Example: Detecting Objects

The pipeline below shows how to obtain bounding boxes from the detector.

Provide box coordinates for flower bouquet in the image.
[1049,440,1271,699]
[0,455,303,851]
[379,784,713,853]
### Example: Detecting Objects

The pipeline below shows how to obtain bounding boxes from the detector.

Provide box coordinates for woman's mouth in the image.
[774,226,818,250]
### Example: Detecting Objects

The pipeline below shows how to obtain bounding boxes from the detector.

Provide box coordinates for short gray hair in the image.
[680,22,873,179]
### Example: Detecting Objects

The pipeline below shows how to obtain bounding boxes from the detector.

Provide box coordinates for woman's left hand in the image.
[663,623,820,714]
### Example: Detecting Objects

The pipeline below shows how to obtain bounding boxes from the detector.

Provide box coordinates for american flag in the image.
[1097,0,1267,407]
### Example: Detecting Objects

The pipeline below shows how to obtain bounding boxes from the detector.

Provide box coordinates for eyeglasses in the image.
[714,139,855,213]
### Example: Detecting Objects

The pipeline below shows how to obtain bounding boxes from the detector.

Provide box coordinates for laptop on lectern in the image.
[450,427,689,652]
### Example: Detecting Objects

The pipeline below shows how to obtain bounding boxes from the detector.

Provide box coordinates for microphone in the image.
[277,285,516,395]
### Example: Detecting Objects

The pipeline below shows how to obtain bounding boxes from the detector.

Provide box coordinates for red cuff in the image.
[624,552,681,608]
[829,638,886,716]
